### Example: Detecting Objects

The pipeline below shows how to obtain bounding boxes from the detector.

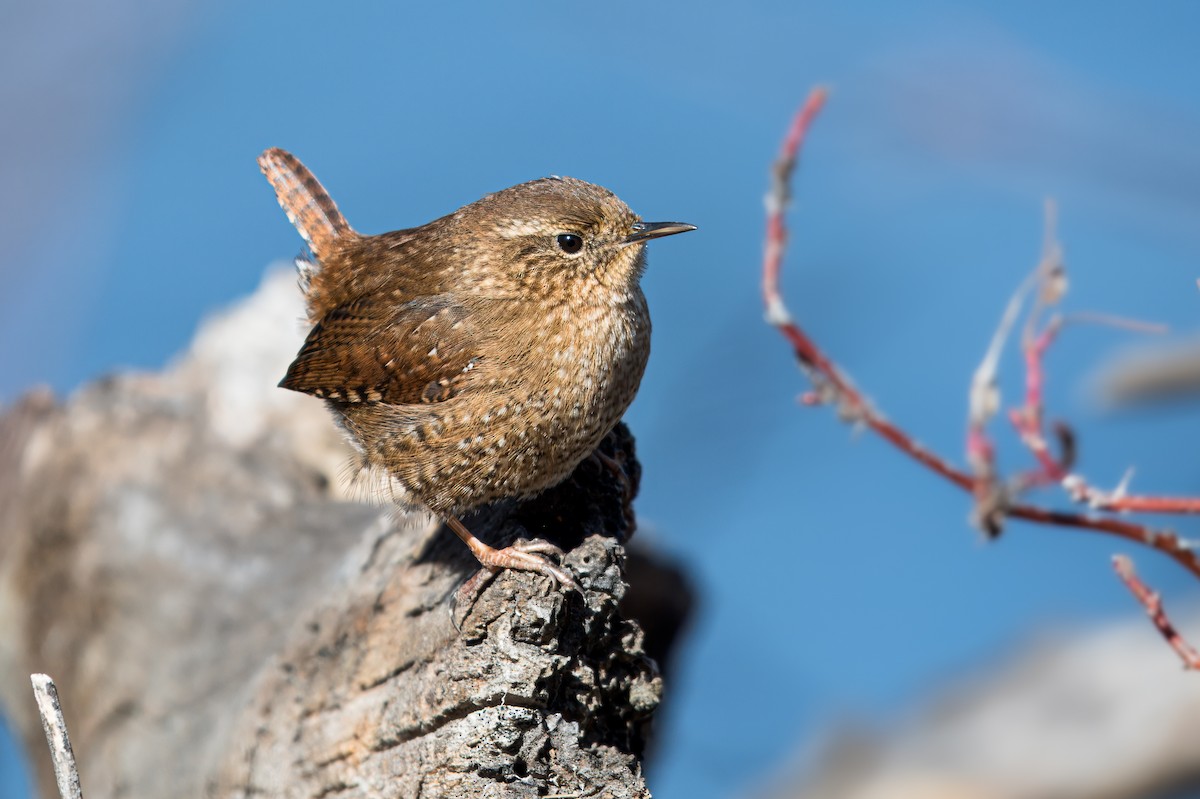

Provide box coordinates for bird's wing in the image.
[280,295,481,405]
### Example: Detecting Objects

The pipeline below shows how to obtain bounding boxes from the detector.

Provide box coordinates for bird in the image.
[259,148,694,589]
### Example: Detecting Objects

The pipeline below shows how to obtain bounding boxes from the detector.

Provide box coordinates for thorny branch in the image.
[764,87,1200,667]
[1113,556,1200,670]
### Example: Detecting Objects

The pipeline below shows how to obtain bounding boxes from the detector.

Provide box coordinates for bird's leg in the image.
[445,516,580,591]
[591,449,637,537]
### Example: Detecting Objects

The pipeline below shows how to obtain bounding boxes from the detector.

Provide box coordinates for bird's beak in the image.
[623,221,697,244]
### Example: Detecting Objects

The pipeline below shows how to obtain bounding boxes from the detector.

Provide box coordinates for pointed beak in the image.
[623,221,697,244]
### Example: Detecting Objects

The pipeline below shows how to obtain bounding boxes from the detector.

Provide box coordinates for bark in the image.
[0,270,683,799]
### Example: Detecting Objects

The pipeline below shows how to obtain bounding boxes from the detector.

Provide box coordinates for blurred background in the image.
[3,2,1200,797]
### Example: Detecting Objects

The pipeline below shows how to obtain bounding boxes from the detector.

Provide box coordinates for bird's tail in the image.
[258,148,354,264]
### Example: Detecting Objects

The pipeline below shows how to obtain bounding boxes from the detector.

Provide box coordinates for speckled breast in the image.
[465,291,651,506]
[362,290,652,517]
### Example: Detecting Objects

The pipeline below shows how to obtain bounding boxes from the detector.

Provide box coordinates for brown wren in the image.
[259,148,693,589]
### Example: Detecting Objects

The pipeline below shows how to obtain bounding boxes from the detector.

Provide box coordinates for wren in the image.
[259,148,693,589]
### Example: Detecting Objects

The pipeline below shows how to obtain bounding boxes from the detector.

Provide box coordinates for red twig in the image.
[1010,320,1069,483]
[1095,495,1200,514]
[1061,472,1200,515]
[1009,504,1200,579]
[763,87,828,327]
[763,88,975,494]
[1113,555,1200,669]
[763,88,1200,586]
[1008,321,1083,499]
[1009,317,1199,514]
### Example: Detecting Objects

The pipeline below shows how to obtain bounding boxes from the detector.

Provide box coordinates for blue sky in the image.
[4,3,1200,797]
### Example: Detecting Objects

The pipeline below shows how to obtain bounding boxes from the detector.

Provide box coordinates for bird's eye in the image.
[556,233,584,255]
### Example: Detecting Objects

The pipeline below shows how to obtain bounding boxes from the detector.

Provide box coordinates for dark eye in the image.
[556,233,584,254]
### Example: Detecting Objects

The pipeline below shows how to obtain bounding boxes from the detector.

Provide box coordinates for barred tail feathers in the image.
[258,148,353,262]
